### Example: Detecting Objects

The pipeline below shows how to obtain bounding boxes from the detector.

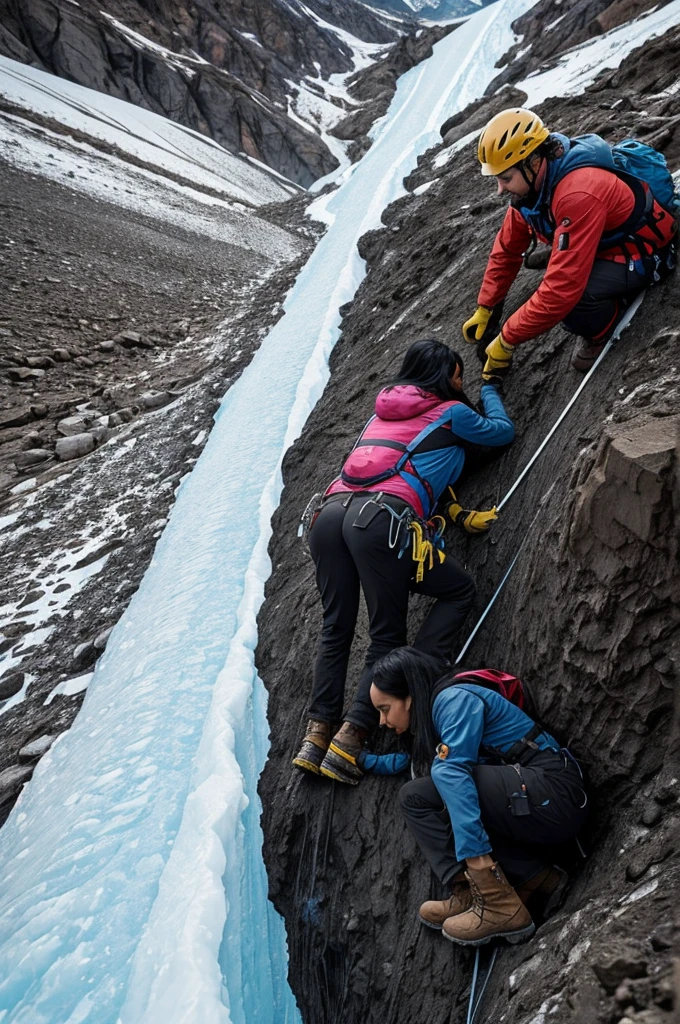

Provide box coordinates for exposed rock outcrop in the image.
[0,0,405,184]
[256,15,680,1024]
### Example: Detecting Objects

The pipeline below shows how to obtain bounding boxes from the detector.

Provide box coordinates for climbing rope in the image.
[466,946,499,1024]
[455,485,555,664]
[456,292,645,664]
[496,291,645,513]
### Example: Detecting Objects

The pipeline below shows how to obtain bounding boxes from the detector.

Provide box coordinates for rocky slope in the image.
[0,152,317,822]
[256,9,680,1024]
[0,0,408,185]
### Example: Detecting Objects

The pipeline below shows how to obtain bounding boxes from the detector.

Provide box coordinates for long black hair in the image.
[372,647,447,774]
[389,338,475,408]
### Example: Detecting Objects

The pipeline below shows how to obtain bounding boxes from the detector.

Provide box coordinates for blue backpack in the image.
[610,139,680,215]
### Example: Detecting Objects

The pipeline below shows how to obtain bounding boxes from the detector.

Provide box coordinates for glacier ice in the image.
[0,1,538,1021]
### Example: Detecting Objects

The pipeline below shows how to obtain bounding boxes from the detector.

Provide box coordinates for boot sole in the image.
[292,757,322,775]
[319,765,361,785]
[442,921,535,947]
[419,915,447,930]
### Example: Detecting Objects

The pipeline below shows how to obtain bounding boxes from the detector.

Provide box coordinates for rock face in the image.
[256,12,680,1024]
[0,0,404,185]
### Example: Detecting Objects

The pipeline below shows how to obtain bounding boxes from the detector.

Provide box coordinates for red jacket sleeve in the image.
[501,186,609,346]
[477,207,532,308]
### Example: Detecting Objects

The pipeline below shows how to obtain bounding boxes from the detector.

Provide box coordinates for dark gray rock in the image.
[0,672,25,701]
[55,433,96,460]
[15,448,51,468]
[0,407,33,429]
[0,765,33,806]
[7,367,45,382]
[140,391,172,410]
[93,626,114,651]
[72,641,97,671]
[18,734,56,762]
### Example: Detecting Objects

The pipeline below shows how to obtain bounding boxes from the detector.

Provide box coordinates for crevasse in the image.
[0,2,537,1021]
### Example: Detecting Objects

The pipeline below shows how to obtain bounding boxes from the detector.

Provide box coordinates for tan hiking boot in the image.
[442,862,535,946]
[319,722,366,785]
[516,865,569,920]
[292,720,333,775]
[419,876,472,929]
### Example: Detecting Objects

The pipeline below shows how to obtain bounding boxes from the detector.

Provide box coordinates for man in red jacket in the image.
[463,108,677,372]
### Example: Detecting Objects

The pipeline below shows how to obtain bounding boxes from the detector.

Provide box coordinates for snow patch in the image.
[518,1,680,105]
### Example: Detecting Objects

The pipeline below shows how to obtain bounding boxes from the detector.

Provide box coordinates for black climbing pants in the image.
[307,494,475,731]
[562,256,656,342]
[399,750,588,886]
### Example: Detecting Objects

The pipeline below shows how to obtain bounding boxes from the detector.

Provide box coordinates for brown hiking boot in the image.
[419,876,472,929]
[572,340,606,372]
[319,722,366,785]
[442,862,535,946]
[292,720,333,775]
[516,865,569,920]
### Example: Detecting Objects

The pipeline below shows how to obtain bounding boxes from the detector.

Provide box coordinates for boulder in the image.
[0,766,33,805]
[0,672,24,701]
[25,355,55,369]
[570,415,680,565]
[15,448,51,469]
[7,367,45,382]
[55,433,96,461]
[18,735,56,762]
[0,407,33,429]
[72,640,97,671]
[140,391,172,410]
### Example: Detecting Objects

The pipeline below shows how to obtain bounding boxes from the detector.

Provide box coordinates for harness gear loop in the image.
[409,518,446,583]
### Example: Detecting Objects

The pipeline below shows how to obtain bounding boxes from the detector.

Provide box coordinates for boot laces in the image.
[468,877,484,919]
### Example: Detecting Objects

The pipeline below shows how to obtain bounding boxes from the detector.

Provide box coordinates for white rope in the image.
[455,485,555,664]
[497,290,645,512]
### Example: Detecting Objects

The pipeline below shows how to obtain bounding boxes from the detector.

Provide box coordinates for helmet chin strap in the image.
[514,155,542,207]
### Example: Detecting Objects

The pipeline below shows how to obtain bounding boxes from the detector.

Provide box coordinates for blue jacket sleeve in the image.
[447,388,515,463]
[430,689,492,862]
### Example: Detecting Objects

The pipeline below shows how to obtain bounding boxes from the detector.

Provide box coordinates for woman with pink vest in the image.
[293,338,515,785]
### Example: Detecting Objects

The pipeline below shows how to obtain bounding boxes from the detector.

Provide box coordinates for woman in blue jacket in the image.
[293,339,514,785]
[370,648,588,946]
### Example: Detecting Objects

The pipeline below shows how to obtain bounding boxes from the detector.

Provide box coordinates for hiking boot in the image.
[572,340,606,372]
[319,722,366,785]
[516,865,569,920]
[419,876,472,929]
[442,862,535,947]
[292,720,333,775]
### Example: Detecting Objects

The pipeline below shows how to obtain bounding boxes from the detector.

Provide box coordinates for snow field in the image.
[0,56,293,206]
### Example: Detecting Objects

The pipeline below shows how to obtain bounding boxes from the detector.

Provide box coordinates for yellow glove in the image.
[447,489,499,534]
[462,305,492,344]
[482,333,514,380]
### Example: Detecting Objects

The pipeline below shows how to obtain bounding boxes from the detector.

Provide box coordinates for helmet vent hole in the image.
[498,129,509,150]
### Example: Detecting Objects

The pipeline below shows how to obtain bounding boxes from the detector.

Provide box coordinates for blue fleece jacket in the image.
[430,684,559,861]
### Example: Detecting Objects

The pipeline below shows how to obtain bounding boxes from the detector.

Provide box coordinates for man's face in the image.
[495,165,531,199]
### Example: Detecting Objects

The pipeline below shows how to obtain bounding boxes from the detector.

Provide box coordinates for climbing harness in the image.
[466,946,498,1024]
[298,491,324,541]
[496,290,645,513]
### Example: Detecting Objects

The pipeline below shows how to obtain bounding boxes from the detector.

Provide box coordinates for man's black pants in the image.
[399,751,588,886]
[307,495,475,731]
[562,256,656,342]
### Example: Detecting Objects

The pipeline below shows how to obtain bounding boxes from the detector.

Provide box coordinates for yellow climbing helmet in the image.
[478,108,551,176]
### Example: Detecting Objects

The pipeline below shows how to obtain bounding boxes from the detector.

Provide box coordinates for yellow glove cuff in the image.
[462,306,492,344]
[485,333,514,361]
